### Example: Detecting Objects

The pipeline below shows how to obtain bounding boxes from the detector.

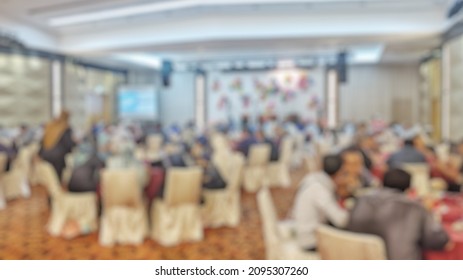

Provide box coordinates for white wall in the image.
[159,72,196,126]
[339,64,420,125]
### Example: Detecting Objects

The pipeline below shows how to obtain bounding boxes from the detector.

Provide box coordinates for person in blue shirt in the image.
[236,128,257,157]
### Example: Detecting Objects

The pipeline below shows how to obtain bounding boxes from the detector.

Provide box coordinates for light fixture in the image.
[112,53,162,69]
[349,45,384,64]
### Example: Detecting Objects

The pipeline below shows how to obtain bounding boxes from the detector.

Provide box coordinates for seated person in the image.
[291,154,355,251]
[341,147,380,189]
[386,132,427,169]
[235,128,257,157]
[351,134,376,171]
[0,139,16,172]
[68,153,105,193]
[189,141,226,190]
[347,169,450,260]
[255,130,279,162]
[39,111,75,179]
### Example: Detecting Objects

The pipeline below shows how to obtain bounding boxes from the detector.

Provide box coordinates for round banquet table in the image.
[425,195,463,260]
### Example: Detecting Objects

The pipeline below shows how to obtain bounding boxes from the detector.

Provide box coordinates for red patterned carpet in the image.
[0,169,306,260]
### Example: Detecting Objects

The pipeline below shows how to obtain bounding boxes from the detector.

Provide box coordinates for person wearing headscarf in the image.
[39,111,75,179]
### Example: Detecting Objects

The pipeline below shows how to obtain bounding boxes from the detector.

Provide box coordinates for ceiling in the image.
[0,0,455,67]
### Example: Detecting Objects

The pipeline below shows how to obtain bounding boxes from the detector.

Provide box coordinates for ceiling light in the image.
[112,53,162,69]
[349,45,384,64]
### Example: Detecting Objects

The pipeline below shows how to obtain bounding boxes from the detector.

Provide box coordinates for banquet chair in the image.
[99,168,148,246]
[290,133,305,168]
[266,137,293,188]
[2,146,34,200]
[257,187,319,260]
[402,163,430,197]
[316,225,387,260]
[304,154,321,174]
[146,134,163,161]
[202,152,245,228]
[243,144,271,193]
[211,133,231,154]
[379,143,399,155]
[151,167,203,246]
[61,153,75,187]
[35,160,98,238]
[435,143,450,163]
[316,140,332,158]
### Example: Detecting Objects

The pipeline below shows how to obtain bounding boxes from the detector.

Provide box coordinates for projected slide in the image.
[118,86,158,120]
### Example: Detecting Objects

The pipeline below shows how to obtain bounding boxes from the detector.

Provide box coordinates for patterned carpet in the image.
[0,169,307,260]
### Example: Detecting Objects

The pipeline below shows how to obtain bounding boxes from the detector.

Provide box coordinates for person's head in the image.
[383,168,411,192]
[413,134,427,151]
[190,140,205,158]
[341,147,364,177]
[58,110,70,123]
[357,134,375,150]
[323,154,357,197]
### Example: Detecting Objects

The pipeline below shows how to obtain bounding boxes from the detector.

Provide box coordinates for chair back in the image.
[257,187,281,259]
[164,167,203,207]
[248,144,271,166]
[101,168,142,210]
[147,135,163,153]
[402,163,430,196]
[316,225,387,260]
[279,137,294,165]
[227,153,245,191]
[0,152,7,176]
[435,143,450,163]
[35,161,64,198]
[211,133,230,153]
[65,153,75,169]
[212,150,232,182]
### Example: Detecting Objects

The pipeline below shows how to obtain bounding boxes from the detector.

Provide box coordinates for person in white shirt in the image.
[292,154,356,251]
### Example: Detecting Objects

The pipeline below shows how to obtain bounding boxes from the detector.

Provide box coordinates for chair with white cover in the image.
[61,153,75,187]
[151,167,203,246]
[257,187,319,260]
[202,152,245,228]
[435,143,450,163]
[290,133,305,168]
[266,137,293,188]
[402,163,430,197]
[243,144,271,193]
[316,225,387,260]
[2,146,33,200]
[35,160,98,238]
[146,134,163,161]
[99,168,148,246]
[211,133,231,154]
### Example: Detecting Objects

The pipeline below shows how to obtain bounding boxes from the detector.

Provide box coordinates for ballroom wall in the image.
[64,63,126,130]
[0,53,51,126]
[339,64,420,125]
[443,35,463,142]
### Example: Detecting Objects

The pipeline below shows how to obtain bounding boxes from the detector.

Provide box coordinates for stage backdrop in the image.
[207,68,325,126]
